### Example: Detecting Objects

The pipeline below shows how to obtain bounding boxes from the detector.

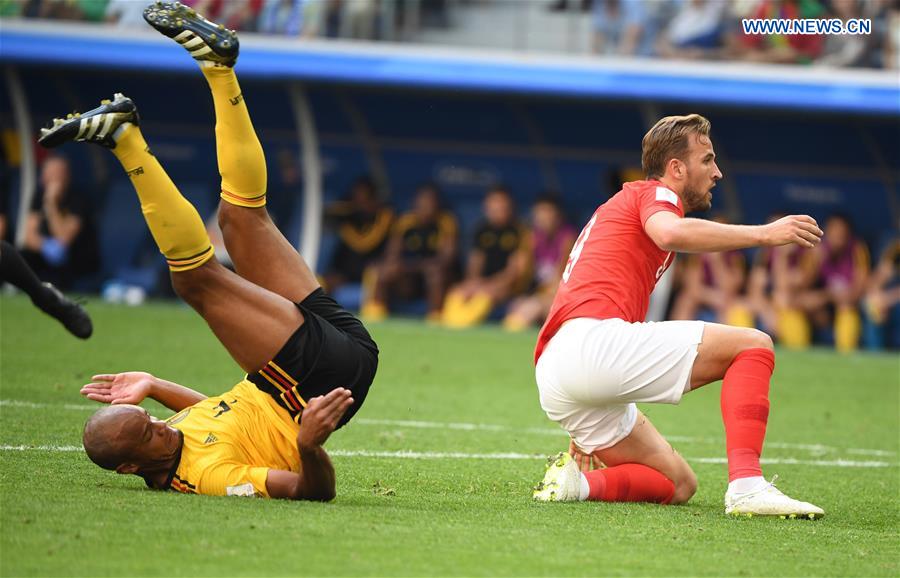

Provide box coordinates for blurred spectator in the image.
[341,0,377,39]
[744,214,817,348]
[793,214,870,352]
[298,0,342,38]
[363,184,458,321]
[592,0,669,56]
[323,176,393,301]
[441,186,529,329]
[21,155,99,289]
[657,0,728,60]
[670,217,749,325]
[106,0,154,27]
[887,0,900,69]
[22,0,102,20]
[503,195,575,331]
[816,0,882,67]
[258,0,303,35]
[863,233,900,349]
[733,0,826,64]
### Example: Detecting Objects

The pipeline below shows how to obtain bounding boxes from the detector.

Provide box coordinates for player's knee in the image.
[741,328,774,352]
[171,264,217,307]
[670,469,698,505]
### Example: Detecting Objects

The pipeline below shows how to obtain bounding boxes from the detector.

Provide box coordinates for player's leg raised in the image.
[38,96,303,373]
[144,1,319,303]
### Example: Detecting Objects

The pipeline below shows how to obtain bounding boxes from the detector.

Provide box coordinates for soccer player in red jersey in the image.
[532,114,825,518]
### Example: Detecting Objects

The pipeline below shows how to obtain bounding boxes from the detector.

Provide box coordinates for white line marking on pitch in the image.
[2,399,895,458]
[0,445,894,468]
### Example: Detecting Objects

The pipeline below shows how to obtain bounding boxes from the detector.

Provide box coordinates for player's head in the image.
[82,405,182,476]
[641,114,722,213]
[532,194,565,233]
[484,186,514,227]
[413,183,441,222]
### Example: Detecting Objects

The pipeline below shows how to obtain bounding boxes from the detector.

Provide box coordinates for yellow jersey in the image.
[164,380,300,498]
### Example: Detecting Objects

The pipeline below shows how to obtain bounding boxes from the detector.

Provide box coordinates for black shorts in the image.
[247,288,378,427]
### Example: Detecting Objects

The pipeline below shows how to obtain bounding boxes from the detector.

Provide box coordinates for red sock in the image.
[721,347,774,482]
[584,464,675,504]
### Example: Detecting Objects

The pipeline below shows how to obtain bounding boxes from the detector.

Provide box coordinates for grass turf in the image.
[1,294,898,577]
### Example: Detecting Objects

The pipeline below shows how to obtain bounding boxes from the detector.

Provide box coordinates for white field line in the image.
[0,444,894,468]
[2,398,896,458]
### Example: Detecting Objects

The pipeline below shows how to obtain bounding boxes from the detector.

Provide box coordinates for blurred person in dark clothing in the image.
[323,176,393,297]
[21,155,99,289]
[442,186,529,328]
[363,184,458,322]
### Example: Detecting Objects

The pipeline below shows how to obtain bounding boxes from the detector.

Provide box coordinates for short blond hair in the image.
[641,114,711,180]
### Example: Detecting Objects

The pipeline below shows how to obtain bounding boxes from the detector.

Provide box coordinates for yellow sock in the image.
[725,304,755,328]
[201,66,267,207]
[113,124,213,272]
[834,307,861,353]
[441,291,467,327]
[457,293,493,327]
[777,308,811,350]
[503,313,529,332]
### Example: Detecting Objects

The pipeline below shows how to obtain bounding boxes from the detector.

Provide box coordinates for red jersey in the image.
[534,180,684,363]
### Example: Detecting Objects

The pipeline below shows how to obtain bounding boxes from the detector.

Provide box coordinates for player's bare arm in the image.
[265,388,354,501]
[81,372,207,411]
[644,211,823,253]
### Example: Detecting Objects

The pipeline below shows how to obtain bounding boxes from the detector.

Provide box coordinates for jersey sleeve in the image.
[198,461,271,498]
[638,185,684,227]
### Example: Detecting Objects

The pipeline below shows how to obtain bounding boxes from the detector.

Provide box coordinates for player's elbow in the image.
[656,226,684,253]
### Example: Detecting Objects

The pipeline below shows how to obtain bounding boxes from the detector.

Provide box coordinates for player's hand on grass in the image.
[762,215,823,249]
[80,372,155,405]
[297,388,353,451]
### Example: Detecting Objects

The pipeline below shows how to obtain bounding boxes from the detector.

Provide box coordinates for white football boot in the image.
[725,476,825,519]
[533,452,583,502]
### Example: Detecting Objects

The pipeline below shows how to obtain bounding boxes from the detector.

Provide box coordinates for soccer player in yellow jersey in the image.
[38,1,379,500]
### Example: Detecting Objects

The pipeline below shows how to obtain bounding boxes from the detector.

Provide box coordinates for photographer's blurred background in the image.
[1,0,898,352]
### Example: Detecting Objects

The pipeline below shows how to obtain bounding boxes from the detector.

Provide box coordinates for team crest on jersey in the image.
[655,187,678,206]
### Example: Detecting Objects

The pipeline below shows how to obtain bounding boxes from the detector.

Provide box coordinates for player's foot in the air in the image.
[725,477,824,519]
[533,451,582,502]
[143,1,239,67]
[38,93,138,149]
[35,283,93,339]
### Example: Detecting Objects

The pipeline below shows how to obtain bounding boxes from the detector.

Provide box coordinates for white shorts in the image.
[535,317,705,453]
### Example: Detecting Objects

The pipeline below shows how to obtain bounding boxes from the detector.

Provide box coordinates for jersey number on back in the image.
[562,214,598,284]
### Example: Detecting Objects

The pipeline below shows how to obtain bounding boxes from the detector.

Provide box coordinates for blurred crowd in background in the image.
[3,155,899,352]
[3,0,899,69]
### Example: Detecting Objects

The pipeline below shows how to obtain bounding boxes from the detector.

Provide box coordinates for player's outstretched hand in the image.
[297,388,354,451]
[80,372,155,405]
[763,215,824,249]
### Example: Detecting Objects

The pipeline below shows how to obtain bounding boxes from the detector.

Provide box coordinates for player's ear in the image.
[115,463,139,475]
[668,158,685,180]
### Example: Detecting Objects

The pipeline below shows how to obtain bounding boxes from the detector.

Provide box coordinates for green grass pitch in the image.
[1,295,898,577]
